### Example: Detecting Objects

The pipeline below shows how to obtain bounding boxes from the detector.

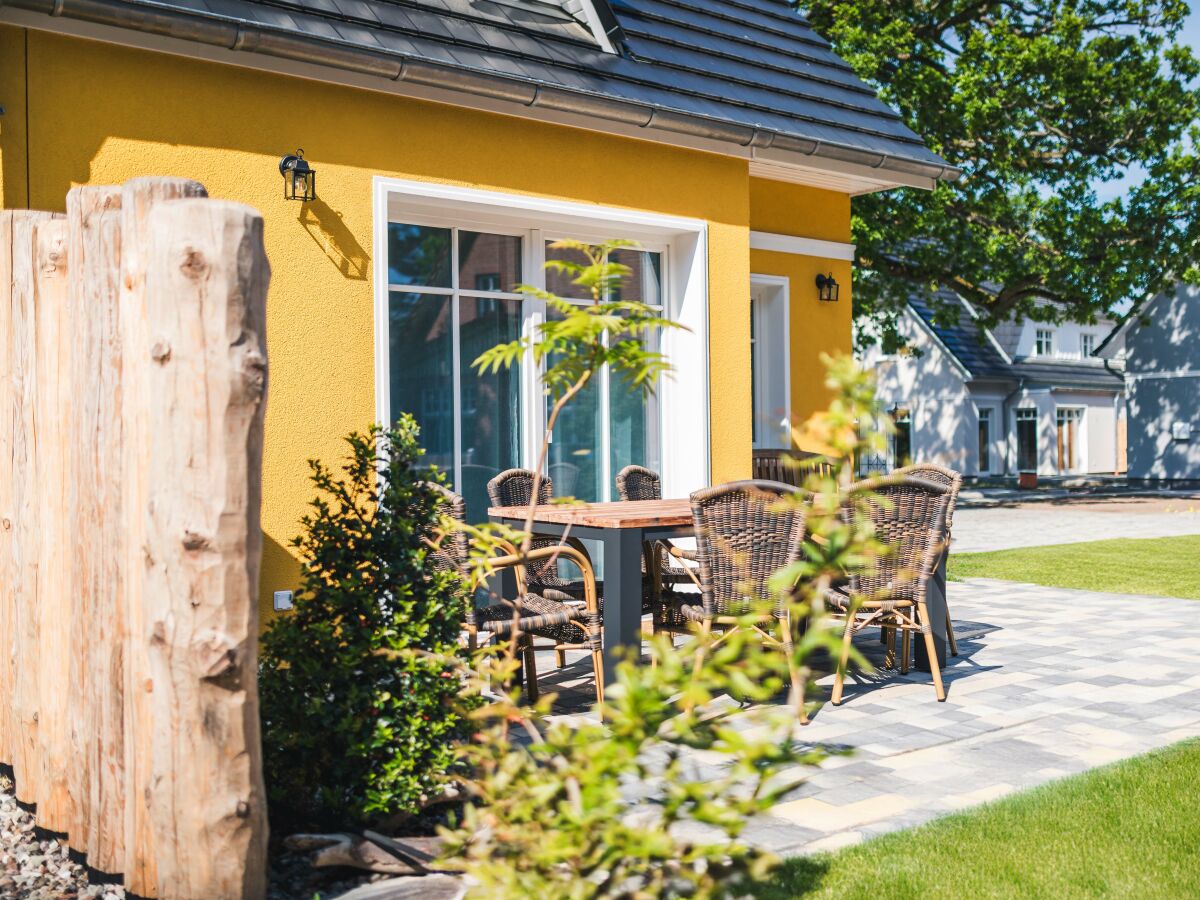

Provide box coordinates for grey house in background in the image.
[861,290,1126,478]
[1097,284,1200,485]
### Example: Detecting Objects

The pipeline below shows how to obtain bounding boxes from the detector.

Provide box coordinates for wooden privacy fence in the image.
[0,178,270,899]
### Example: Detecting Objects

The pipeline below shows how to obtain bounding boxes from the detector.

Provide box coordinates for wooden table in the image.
[489,500,694,683]
[489,499,950,681]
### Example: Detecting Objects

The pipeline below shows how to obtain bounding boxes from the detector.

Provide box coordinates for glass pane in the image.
[610,373,652,492]
[459,297,523,522]
[609,248,662,305]
[548,374,603,504]
[544,241,593,301]
[460,232,522,294]
[388,223,452,288]
[388,292,454,477]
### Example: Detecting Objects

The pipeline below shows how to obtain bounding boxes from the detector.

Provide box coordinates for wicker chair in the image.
[827,476,952,705]
[614,465,697,597]
[427,481,604,702]
[474,544,605,704]
[894,463,963,657]
[486,468,596,601]
[658,480,809,720]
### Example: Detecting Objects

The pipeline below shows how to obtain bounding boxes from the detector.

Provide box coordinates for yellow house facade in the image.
[0,0,954,615]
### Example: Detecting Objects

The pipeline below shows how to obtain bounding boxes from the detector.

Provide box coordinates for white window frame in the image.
[749,274,791,450]
[1080,332,1096,358]
[1054,405,1087,473]
[1035,328,1054,356]
[372,176,711,499]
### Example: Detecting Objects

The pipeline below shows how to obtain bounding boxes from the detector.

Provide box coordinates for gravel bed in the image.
[0,775,124,900]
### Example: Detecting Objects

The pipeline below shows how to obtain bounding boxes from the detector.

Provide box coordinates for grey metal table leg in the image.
[915,551,949,672]
[601,527,644,684]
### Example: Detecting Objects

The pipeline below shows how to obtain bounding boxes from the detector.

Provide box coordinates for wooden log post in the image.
[119,176,208,900]
[65,185,124,864]
[9,211,57,808]
[0,212,15,778]
[33,218,73,834]
[141,199,269,900]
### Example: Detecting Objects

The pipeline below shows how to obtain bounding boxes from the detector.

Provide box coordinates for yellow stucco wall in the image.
[748,179,853,438]
[2,25,852,615]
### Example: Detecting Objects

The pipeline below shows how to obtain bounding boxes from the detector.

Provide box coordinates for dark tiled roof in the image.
[25,0,954,180]
[1010,359,1125,390]
[908,289,1011,380]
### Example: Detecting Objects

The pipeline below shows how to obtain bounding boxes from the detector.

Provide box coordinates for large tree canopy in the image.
[800,0,1200,345]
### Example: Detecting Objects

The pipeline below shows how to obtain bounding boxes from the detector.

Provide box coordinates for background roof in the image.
[909,290,1011,380]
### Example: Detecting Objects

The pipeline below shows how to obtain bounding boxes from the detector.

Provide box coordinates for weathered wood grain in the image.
[0,211,14,776]
[9,211,56,807]
[119,176,208,900]
[142,199,269,900]
[65,185,124,864]
[489,498,695,529]
[33,217,73,833]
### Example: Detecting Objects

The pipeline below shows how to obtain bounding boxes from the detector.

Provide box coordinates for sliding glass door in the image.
[387,224,523,520]
[387,222,663,518]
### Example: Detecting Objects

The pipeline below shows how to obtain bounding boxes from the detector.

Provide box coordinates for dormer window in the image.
[1035,329,1054,356]
[1080,333,1096,357]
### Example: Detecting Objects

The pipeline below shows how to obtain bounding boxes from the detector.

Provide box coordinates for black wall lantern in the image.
[815,272,840,302]
[279,149,316,202]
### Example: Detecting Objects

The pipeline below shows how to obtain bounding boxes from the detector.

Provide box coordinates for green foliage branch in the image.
[799,0,1200,347]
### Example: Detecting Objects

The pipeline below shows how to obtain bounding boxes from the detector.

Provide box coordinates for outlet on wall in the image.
[273,590,294,612]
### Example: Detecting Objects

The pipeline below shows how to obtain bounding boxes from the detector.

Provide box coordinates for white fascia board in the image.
[749,231,856,261]
[956,293,1012,364]
[903,303,972,380]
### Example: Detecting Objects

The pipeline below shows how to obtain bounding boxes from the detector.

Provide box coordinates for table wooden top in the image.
[488,498,694,529]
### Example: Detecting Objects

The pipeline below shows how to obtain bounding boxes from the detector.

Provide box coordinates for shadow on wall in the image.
[259,531,302,627]
[298,198,370,281]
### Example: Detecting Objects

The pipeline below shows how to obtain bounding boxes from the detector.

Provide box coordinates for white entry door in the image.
[750,275,791,450]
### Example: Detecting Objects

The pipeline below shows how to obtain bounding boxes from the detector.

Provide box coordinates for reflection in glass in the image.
[609,248,662,305]
[459,297,523,521]
[460,232,522,294]
[610,372,652,489]
[388,223,452,287]
[389,292,454,477]
[544,241,593,301]
[548,374,603,503]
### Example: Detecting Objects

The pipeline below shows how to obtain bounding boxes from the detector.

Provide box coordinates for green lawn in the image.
[759,740,1200,899]
[947,534,1200,599]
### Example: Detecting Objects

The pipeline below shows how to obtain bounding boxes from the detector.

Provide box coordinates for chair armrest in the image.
[487,544,600,615]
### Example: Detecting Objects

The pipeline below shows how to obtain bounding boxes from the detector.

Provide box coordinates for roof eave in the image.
[1,0,959,191]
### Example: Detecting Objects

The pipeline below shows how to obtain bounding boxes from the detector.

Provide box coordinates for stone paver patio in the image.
[952,496,1200,552]
[538,577,1200,856]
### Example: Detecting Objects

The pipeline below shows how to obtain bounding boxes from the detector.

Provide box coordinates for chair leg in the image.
[466,625,477,654]
[555,648,567,668]
[884,626,896,670]
[830,616,856,706]
[900,625,911,675]
[692,618,712,673]
[591,648,605,705]
[946,608,959,656]
[918,604,946,701]
[779,615,807,725]
[522,638,539,703]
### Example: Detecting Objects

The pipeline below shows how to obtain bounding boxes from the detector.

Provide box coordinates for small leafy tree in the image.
[259,418,471,831]
[436,238,893,896]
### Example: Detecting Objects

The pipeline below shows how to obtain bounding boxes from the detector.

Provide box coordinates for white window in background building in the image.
[1035,329,1054,356]
[1080,332,1096,357]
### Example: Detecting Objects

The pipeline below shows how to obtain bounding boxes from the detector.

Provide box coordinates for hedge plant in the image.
[259,418,471,831]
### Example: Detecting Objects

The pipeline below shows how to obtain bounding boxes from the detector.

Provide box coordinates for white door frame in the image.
[749,273,791,450]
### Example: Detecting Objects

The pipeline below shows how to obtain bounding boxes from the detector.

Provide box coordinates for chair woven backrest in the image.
[615,465,661,501]
[894,463,963,530]
[690,480,805,617]
[424,482,469,576]
[849,476,951,601]
[484,468,566,587]
[486,468,553,508]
